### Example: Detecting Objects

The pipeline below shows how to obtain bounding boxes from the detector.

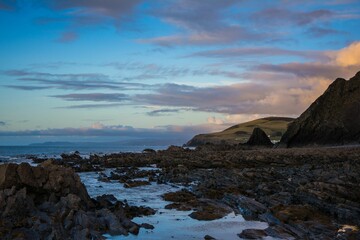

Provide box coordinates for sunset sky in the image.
[1,0,360,145]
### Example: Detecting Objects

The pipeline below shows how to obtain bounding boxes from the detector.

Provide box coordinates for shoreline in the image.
[1,145,360,239]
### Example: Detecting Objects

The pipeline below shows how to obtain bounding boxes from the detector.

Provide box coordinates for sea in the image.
[0,144,168,163]
[0,143,272,240]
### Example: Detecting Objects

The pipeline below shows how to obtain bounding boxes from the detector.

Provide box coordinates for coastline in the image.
[1,144,359,239]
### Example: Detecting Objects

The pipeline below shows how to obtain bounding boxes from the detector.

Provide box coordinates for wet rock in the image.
[142,148,156,153]
[224,195,267,220]
[189,204,229,221]
[238,229,267,239]
[0,162,146,239]
[124,180,150,188]
[163,189,196,202]
[204,234,216,239]
[60,152,82,161]
[140,223,154,230]
[98,172,110,182]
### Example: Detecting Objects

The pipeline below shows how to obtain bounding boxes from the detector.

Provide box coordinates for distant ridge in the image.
[186,117,294,146]
[280,71,360,147]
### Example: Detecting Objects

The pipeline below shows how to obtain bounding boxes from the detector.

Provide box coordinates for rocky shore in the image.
[0,160,154,239]
[11,145,356,239]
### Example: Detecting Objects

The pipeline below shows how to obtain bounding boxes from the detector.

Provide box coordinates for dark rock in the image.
[140,223,154,230]
[281,71,360,147]
[246,128,273,147]
[163,189,196,202]
[238,229,267,239]
[0,162,145,239]
[223,195,267,220]
[124,180,150,188]
[204,234,216,240]
[142,148,156,153]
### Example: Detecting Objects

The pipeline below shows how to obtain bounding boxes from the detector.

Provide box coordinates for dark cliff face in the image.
[281,71,360,147]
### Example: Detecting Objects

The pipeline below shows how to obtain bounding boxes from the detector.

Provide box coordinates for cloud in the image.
[334,41,360,67]
[252,62,359,80]
[57,31,78,43]
[55,103,124,109]
[140,27,263,46]
[134,41,360,116]
[3,70,151,91]
[251,8,335,26]
[0,121,6,126]
[0,123,225,142]
[5,85,51,90]
[306,27,344,37]
[249,41,360,80]
[146,109,182,117]
[207,116,224,125]
[141,0,265,46]
[2,0,144,41]
[51,93,129,102]
[188,47,327,60]
[46,0,142,19]
[135,81,321,115]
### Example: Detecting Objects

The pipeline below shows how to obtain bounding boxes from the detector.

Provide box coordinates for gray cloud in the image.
[306,27,344,37]
[0,121,6,126]
[188,47,327,60]
[252,62,360,79]
[56,103,125,109]
[4,70,152,91]
[147,108,184,117]
[51,93,129,102]
[251,8,335,26]
[5,85,51,90]
[135,82,307,115]
[141,0,265,46]
[2,0,144,42]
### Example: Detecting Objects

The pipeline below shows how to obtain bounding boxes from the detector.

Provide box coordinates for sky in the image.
[1,0,360,145]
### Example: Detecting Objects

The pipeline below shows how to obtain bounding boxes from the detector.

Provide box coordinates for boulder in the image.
[0,161,152,239]
[246,128,273,147]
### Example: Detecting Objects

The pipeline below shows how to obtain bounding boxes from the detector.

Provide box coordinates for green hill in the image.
[186,117,294,146]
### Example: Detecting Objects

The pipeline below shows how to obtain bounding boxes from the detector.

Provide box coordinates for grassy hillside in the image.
[187,117,294,146]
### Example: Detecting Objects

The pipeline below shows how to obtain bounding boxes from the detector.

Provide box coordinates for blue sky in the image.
[1,0,360,145]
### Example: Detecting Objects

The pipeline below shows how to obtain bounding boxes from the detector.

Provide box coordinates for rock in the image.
[246,128,273,147]
[142,148,156,153]
[124,180,150,188]
[0,162,146,239]
[281,71,360,147]
[238,229,267,239]
[188,201,231,221]
[163,189,196,202]
[0,163,19,189]
[60,152,82,161]
[223,195,267,220]
[204,234,216,239]
[140,223,154,229]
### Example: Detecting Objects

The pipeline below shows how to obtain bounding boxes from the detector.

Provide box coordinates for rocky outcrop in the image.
[281,71,360,147]
[0,161,151,239]
[246,127,273,147]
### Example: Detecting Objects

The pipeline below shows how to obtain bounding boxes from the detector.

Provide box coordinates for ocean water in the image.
[0,144,167,163]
